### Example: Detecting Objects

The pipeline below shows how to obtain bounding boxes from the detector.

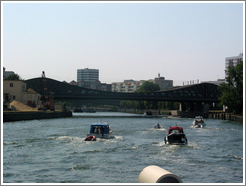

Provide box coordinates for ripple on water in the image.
[3,142,19,146]
[3,116,243,183]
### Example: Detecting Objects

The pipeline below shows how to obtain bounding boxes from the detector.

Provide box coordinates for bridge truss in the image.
[25,77,220,104]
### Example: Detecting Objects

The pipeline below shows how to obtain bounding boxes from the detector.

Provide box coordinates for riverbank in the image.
[95,108,172,115]
[3,111,72,122]
[92,108,243,123]
[208,111,243,123]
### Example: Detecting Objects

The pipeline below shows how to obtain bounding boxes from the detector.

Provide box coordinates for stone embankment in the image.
[209,111,243,123]
[3,111,72,122]
[3,100,72,122]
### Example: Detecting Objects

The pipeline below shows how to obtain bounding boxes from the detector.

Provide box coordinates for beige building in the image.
[112,74,173,93]
[112,79,147,93]
[23,88,41,107]
[3,80,26,103]
[150,73,173,91]
[3,80,41,110]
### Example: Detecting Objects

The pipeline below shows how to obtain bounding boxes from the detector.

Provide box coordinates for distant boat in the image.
[192,116,206,128]
[83,108,96,113]
[73,108,83,112]
[154,123,162,129]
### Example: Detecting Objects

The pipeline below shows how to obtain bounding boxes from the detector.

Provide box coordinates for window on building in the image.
[13,95,16,100]
[10,83,13,87]
[4,93,9,102]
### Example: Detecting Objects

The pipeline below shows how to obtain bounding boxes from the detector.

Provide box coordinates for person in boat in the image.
[93,127,97,133]
[100,126,104,138]
[154,123,160,129]
[194,120,197,125]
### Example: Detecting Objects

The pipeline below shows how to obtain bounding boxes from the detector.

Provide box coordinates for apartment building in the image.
[78,80,101,90]
[3,80,26,103]
[101,83,112,91]
[77,68,99,82]
[225,53,243,73]
[3,80,41,110]
[112,79,147,93]
[77,68,100,89]
[150,73,173,91]
[112,74,173,93]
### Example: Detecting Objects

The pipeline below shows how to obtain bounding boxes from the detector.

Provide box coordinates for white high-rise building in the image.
[77,68,99,82]
[225,53,243,71]
[77,68,100,90]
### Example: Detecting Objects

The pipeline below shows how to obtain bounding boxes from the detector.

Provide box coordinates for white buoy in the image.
[138,165,183,183]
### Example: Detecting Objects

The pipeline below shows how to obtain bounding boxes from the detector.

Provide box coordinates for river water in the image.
[3,112,244,183]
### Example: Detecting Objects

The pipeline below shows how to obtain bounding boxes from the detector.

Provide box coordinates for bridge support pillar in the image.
[179,102,186,111]
[189,102,195,111]
[179,102,195,112]
[196,102,203,112]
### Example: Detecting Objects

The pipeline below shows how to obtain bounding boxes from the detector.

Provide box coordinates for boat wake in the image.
[148,128,167,131]
[113,135,124,140]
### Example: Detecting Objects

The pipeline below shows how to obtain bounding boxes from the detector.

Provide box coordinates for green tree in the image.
[135,81,160,93]
[219,60,243,114]
[5,73,21,80]
[61,102,68,112]
[120,82,161,109]
[135,82,160,109]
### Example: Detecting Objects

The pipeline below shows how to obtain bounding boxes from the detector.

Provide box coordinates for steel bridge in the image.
[25,77,220,108]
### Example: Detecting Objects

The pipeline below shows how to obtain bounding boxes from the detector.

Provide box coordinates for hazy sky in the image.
[2,1,244,86]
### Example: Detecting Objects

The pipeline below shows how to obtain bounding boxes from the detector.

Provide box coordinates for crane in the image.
[39,71,55,111]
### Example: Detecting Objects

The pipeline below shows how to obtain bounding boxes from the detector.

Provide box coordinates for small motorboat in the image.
[164,124,188,145]
[83,108,96,113]
[192,116,206,128]
[154,123,162,129]
[84,135,96,141]
[74,108,83,112]
[87,123,113,139]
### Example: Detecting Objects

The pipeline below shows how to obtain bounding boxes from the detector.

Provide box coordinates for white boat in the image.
[192,116,206,128]
[86,123,113,139]
[164,125,188,145]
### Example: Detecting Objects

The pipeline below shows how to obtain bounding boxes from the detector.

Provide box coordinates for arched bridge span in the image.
[25,77,220,103]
